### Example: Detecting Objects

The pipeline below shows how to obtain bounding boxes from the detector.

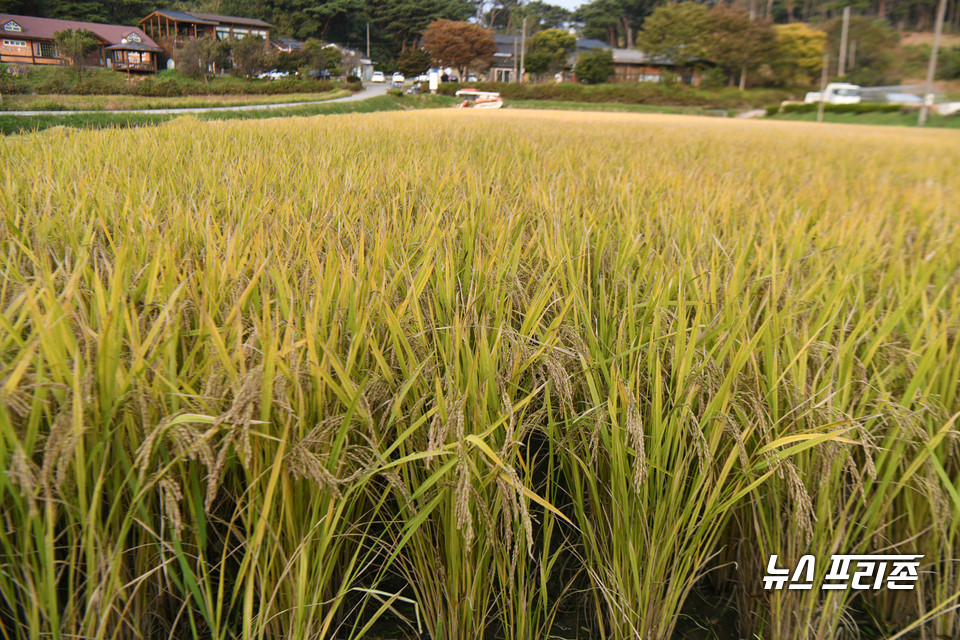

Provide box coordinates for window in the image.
[3,39,26,48]
[3,20,22,32]
[39,42,57,58]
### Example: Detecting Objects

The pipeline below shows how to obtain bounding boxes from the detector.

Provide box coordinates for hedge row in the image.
[1,67,358,97]
[437,81,791,108]
[765,102,910,116]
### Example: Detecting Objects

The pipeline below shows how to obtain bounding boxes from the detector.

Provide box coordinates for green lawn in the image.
[505,99,735,116]
[768,109,960,128]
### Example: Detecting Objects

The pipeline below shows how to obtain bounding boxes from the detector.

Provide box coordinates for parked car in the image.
[804,83,861,104]
[883,92,922,105]
[371,71,385,82]
[466,74,478,82]
[257,69,289,80]
[392,72,405,84]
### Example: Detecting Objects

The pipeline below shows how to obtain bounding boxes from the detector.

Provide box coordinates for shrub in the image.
[439,80,787,108]
[574,49,614,85]
[780,102,902,114]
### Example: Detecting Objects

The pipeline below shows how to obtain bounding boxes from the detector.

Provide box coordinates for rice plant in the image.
[1,111,958,639]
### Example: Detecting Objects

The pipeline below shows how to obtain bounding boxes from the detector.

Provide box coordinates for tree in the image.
[303,39,343,73]
[525,28,576,79]
[231,35,269,77]
[422,19,497,80]
[575,0,656,47]
[636,2,710,69]
[175,35,219,81]
[771,23,825,86]
[340,48,362,79]
[398,47,433,77]
[702,6,777,90]
[823,16,899,85]
[575,47,614,83]
[510,0,571,31]
[43,0,152,25]
[366,0,474,52]
[53,28,100,79]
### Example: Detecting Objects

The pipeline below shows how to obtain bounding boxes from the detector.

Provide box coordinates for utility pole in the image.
[919,0,948,126]
[519,15,527,83]
[366,22,370,59]
[818,52,829,123]
[837,6,850,76]
[512,20,518,82]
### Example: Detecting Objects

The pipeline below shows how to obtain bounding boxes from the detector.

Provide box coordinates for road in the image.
[2,82,391,117]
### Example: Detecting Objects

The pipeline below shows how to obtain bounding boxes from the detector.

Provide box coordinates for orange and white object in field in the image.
[455,88,503,109]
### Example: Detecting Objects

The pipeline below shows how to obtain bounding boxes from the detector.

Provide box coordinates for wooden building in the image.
[609,48,702,86]
[0,13,161,71]
[139,10,271,59]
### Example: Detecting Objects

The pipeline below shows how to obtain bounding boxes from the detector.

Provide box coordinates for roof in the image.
[105,41,162,52]
[610,48,672,65]
[271,37,303,50]
[1,13,159,48]
[576,38,609,51]
[148,10,217,25]
[492,33,520,60]
[186,12,272,28]
[142,10,271,28]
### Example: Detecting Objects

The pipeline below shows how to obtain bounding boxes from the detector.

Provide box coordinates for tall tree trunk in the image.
[878,0,886,19]
[739,64,747,90]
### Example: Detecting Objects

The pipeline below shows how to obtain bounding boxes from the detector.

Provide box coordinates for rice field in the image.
[1,110,958,640]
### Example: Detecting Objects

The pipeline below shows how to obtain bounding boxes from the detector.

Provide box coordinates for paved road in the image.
[2,82,390,116]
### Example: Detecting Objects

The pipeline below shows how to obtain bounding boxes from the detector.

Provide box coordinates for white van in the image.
[804,83,861,105]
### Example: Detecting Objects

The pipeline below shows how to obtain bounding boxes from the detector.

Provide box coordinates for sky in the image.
[550,0,584,9]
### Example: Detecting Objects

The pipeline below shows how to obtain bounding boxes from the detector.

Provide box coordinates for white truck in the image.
[804,83,861,105]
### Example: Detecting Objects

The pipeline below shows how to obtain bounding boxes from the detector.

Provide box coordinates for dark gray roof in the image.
[576,38,609,51]
[146,10,271,28]
[271,37,303,49]
[610,48,674,65]
[188,12,272,28]
[151,10,218,24]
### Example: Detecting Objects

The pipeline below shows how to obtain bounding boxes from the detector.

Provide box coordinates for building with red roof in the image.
[1,13,161,72]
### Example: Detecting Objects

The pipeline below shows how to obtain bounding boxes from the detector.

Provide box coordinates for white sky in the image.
[550,0,584,9]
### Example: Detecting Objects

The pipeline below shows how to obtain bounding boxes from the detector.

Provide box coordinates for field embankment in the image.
[1,110,958,640]
[0,89,352,112]
[0,93,453,134]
